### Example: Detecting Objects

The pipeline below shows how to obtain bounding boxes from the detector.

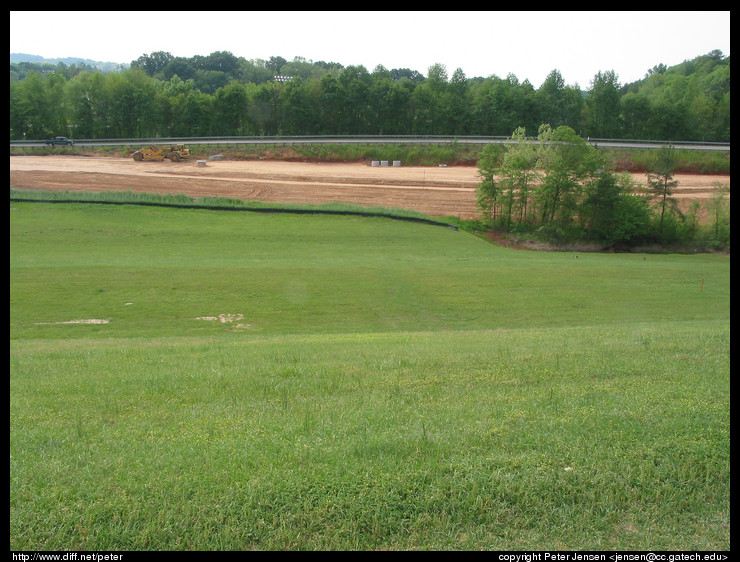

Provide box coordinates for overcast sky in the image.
[10,11,730,88]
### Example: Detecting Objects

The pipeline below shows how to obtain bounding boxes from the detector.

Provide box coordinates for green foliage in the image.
[646,146,681,237]
[475,144,502,221]
[584,173,653,245]
[476,128,728,250]
[585,70,622,138]
[604,147,730,175]
[9,50,730,142]
[703,183,731,247]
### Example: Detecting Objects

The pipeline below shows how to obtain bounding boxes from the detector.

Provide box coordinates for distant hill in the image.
[10,53,128,72]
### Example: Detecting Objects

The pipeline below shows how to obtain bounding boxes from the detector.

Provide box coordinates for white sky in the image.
[10,10,731,89]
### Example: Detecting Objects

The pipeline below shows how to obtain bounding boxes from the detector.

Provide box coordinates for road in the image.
[10,136,731,151]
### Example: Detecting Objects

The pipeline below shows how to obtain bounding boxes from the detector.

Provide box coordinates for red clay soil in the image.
[10,155,730,220]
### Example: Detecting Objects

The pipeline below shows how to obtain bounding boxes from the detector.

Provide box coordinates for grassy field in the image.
[9,198,730,551]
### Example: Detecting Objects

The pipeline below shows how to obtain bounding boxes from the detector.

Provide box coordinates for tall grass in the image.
[604,146,731,174]
[289,142,473,166]
[10,200,730,550]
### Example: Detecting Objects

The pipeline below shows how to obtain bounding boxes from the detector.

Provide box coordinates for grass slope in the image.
[10,202,730,550]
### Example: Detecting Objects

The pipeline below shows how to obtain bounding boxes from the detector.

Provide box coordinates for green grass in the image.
[9,198,730,550]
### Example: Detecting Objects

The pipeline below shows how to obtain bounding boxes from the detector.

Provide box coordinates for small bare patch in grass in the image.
[35,319,110,325]
[195,313,251,330]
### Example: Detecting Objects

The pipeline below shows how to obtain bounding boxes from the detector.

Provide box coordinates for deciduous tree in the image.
[646,145,680,237]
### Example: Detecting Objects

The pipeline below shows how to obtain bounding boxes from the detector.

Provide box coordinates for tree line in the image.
[476,126,730,250]
[9,50,729,142]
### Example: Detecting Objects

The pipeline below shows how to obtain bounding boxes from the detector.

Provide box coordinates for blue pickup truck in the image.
[46,136,74,146]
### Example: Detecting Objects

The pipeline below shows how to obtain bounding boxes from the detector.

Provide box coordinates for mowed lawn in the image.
[10,202,730,550]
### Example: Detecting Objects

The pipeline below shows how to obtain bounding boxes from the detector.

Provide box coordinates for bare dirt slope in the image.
[10,156,730,219]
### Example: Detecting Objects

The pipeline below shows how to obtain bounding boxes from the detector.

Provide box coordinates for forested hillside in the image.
[9,49,729,142]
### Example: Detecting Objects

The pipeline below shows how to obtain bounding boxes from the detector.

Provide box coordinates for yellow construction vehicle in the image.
[132,144,191,162]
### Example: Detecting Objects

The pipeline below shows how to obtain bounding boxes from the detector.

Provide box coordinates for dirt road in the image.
[9,155,730,219]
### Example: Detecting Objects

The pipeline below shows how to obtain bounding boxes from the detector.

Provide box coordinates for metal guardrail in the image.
[9,135,730,151]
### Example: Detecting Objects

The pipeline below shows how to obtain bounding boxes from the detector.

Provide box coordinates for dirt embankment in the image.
[9,155,730,220]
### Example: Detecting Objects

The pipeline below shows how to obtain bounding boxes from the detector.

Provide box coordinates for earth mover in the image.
[132,144,191,162]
